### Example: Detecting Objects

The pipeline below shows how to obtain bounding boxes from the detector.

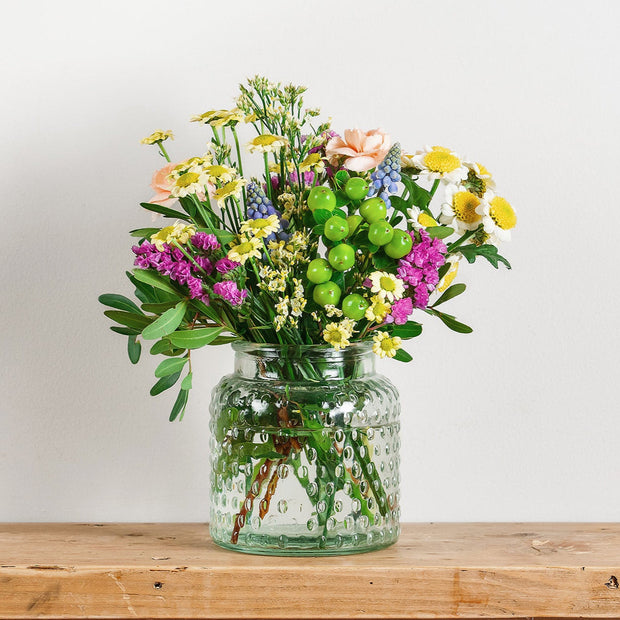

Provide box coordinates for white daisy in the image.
[411,145,468,185]
[440,185,484,233]
[368,271,405,303]
[407,205,438,231]
[475,191,517,244]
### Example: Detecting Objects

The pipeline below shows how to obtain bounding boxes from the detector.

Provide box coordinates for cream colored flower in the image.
[411,145,468,184]
[368,271,405,303]
[299,152,325,173]
[168,168,209,198]
[247,134,288,153]
[372,331,402,359]
[365,295,391,323]
[323,319,355,350]
[240,214,280,239]
[213,179,247,206]
[227,236,262,264]
[203,164,237,184]
[150,221,196,252]
[190,109,244,127]
[141,129,174,145]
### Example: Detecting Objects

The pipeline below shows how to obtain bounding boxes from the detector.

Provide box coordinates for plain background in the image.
[1,0,619,522]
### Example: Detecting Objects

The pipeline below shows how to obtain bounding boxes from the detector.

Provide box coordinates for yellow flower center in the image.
[489,197,517,230]
[206,165,228,177]
[236,242,254,254]
[381,338,395,351]
[380,276,396,292]
[251,219,269,229]
[254,135,278,146]
[452,191,482,224]
[423,148,461,173]
[177,172,200,188]
[418,213,437,227]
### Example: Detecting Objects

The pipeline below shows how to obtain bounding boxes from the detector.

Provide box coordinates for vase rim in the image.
[231,340,373,359]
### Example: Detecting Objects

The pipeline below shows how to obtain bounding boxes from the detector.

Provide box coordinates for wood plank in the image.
[1,523,620,618]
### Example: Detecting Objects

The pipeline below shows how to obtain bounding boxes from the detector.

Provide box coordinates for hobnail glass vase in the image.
[209,342,401,555]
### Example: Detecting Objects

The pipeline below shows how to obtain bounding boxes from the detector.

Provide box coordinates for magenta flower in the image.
[215,258,240,274]
[387,297,413,325]
[191,232,220,252]
[213,280,248,306]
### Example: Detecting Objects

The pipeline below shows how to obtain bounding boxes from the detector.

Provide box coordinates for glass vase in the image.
[209,342,400,555]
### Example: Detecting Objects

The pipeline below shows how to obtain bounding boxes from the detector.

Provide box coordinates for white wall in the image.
[2,0,619,522]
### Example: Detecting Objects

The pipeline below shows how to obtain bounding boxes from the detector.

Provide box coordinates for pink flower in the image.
[213,280,248,306]
[325,129,391,172]
[149,163,177,207]
[389,297,414,325]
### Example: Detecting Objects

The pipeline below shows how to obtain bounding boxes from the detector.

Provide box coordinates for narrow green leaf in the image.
[141,301,179,314]
[132,269,181,295]
[426,226,454,240]
[149,339,185,356]
[210,336,240,346]
[155,356,188,378]
[142,301,188,340]
[150,371,182,396]
[104,310,152,330]
[98,294,142,314]
[393,349,413,363]
[391,322,423,339]
[140,202,190,221]
[432,283,467,307]
[111,326,141,336]
[169,389,189,422]
[167,327,224,349]
[181,372,193,390]
[129,227,159,238]
[126,271,156,304]
[127,336,141,364]
[435,311,473,334]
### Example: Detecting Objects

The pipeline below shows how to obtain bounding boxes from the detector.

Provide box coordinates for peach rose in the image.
[325,128,391,172]
[149,163,177,207]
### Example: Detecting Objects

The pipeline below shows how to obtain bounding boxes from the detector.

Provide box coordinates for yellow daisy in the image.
[365,295,391,323]
[213,179,247,206]
[168,168,209,199]
[440,186,483,233]
[240,214,280,239]
[411,145,467,184]
[476,193,517,243]
[150,221,196,252]
[203,164,237,184]
[141,129,174,145]
[227,236,262,264]
[247,134,288,154]
[372,332,402,359]
[323,320,355,351]
[299,152,325,173]
[368,271,405,303]
[190,109,244,127]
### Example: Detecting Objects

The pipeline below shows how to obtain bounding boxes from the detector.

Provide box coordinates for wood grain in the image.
[1,523,620,618]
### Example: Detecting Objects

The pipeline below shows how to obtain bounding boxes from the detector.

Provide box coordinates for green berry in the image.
[359,197,387,223]
[328,244,356,271]
[324,216,350,242]
[346,214,363,237]
[344,177,370,201]
[342,294,370,320]
[313,281,341,306]
[384,229,413,259]
[367,221,394,246]
[307,186,336,212]
[307,258,333,284]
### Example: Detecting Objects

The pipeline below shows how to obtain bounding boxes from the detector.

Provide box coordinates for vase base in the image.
[210,529,400,556]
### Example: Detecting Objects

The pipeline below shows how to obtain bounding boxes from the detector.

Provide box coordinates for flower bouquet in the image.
[101,76,515,554]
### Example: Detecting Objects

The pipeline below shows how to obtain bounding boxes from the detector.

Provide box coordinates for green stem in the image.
[447,228,476,253]
[158,142,171,162]
[191,195,218,236]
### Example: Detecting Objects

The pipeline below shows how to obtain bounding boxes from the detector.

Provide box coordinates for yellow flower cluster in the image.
[141,129,174,145]
[167,155,213,199]
[273,278,307,332]
[258,266,289,293]
[190,109,245,127]
[323,319,356,351]
[150,221,196,252]
[247,134,288,154]
[365,295,391,323]
[268,231,310,267]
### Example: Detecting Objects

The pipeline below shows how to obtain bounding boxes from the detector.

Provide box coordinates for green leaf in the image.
[393,348,413,363]
[389,213,403,227]
[390,195,410,213]
[459,244,512,269]
[127,336,141,364]
[132,269,181,295]
[169,388,189,422]
[436,262,451,282]
[391,322,423,339]
[98,293,142,314]
[110,326,141,336]
[140,202,190,221]
[155,356,188,378]
[150,371,182,396]
[332,208,347,220]
[213,229,236,246]
[312,209,332,224]
[142,300,188,340]
[167,327,224,349]
[401,174,432,209]
[426,226,454,240]
[210,336,240,346]
[126,271,157,304]
[129,227,159,238]
[432,283,466,307]
[181,372,193,390]
[149,340,185,356]
[335,192,349,208]
[330,271,345,291]
[141,301,179,314]
[104,310,153,330]
[312,224,325,236]
[334,169,350,189]
[434,311,473,334]
[371,252,394,270]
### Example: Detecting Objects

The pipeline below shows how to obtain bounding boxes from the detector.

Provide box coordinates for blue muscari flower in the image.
[246,181,290,242]
[367,142,401,208]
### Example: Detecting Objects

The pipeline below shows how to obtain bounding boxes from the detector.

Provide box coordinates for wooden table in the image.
[1,523,619,618]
